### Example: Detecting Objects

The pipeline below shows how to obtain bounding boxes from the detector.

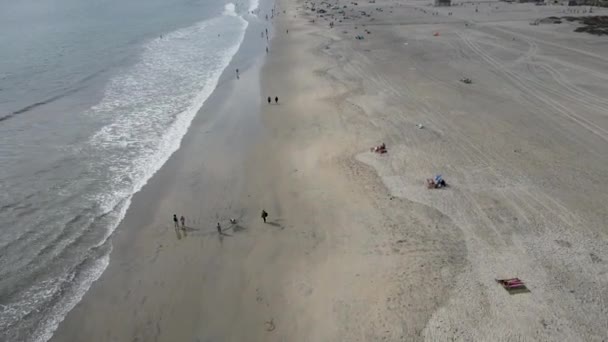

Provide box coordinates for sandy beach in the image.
[50,0,608,341]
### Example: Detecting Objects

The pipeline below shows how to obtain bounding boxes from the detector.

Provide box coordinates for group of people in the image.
[173,214,186,229]
[173,209,270,236]
[178,5,276,237]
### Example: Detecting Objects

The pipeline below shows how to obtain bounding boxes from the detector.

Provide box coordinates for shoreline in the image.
[48,3,272,341]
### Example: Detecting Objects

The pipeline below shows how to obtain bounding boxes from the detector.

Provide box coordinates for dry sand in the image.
[51,0,608,341]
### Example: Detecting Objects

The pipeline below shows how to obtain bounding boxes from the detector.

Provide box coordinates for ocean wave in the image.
[0,10,250,342]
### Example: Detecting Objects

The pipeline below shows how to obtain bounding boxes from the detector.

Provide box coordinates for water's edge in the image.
[34,4,266,342]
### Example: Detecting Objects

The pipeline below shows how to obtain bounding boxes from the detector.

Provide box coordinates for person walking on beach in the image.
[267,96,271,104]
[261,210,268,223]
[217,222,222,234]
[173,214,179,229]
[236,68,239,79]
[180,215,185,229]
[275,96,279,104]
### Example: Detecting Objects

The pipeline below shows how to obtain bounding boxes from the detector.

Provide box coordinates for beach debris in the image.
[355,35,365,40]
[230,218,237,224]
[433,32,440,36]
[496,278,530,294]
[416,123,424,129]
[426,175,447,189]
[460,78,472,84]
[371,143,387,154]
[265,319,276,331]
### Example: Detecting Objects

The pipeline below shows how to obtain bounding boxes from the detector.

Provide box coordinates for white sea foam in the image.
[25,10,250,342]
[224,2,237,16]
[249,0,260,13]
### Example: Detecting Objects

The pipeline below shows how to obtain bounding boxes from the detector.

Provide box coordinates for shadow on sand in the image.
[266,221,284,229]
[231,224,247,232]
[182,226,200,232]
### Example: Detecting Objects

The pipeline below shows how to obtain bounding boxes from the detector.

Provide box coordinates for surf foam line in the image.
[249,0,260,14]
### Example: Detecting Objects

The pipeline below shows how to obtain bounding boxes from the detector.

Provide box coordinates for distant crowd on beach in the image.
[173,209,269,237]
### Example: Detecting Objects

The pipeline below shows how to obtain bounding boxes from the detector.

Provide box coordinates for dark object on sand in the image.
[426,175,447,189]
[569,16,608,36]
[261,210,268,223]
[265,319,275,331]
[460,78,472,84]
[496,278,530,294]
[275,96,279,104]
[217,222,222,234]
[268,96,271,104]
[371,143,387,154]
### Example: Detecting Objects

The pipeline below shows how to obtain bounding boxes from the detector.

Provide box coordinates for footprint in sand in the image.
[296,282,313,297]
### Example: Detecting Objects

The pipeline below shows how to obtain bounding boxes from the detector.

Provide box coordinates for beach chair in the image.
[496,278,530,295]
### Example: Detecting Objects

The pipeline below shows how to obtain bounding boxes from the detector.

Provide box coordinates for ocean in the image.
[0,0,258,340]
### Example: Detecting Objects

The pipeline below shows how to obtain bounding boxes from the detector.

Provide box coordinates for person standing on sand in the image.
[236,68,239,79]
[180,215,185,229]
[267,96,271,104]
[275,96,278,104]
[261,210,268,223]
[173,214,179,229]
[217,222,222,234]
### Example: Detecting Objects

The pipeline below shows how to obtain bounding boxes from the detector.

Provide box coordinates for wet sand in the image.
[51,0,608,341]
